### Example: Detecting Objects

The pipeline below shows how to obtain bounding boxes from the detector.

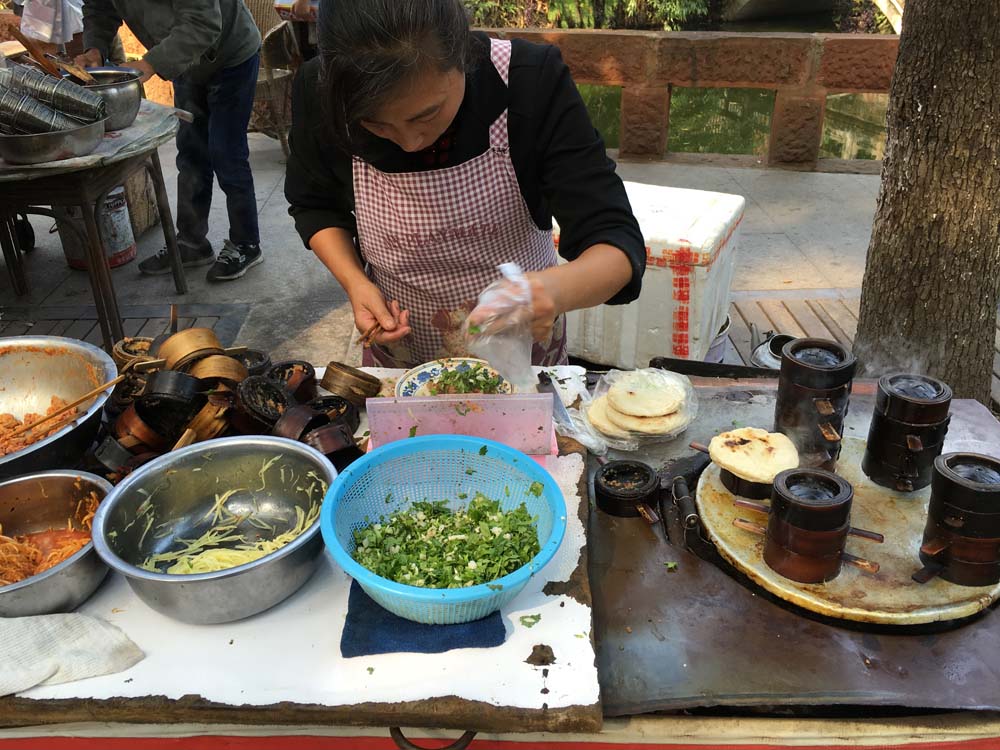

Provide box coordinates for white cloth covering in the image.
[0,613,144,696]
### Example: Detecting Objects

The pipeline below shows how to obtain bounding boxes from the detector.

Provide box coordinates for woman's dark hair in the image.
[318,0,476,153]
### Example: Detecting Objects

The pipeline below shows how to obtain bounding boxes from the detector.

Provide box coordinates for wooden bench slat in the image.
[783,299,832,341]
[816,299,859,343]
[805,300,852,348]
[136,318,169,338]
[758,299,807,338]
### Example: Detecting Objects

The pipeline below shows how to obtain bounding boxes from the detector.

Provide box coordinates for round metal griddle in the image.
[695,437,1000,625]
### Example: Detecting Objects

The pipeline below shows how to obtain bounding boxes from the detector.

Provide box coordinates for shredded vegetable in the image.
[0,491,99,586]
[352,494,539,588]
[141,502,320,575]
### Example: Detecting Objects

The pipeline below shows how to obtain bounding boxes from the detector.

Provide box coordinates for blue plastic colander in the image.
[320,435,567,624]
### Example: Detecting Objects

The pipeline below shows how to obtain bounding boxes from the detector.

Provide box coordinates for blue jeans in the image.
[172,53,260,251]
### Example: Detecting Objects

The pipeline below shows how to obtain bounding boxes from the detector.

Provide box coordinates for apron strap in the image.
[488,38,512,151]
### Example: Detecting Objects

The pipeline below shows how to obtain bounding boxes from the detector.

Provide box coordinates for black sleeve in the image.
[284,60,357,248]
[529,45,645,305]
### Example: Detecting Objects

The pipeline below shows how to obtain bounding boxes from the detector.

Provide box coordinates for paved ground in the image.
[1,133,882,364]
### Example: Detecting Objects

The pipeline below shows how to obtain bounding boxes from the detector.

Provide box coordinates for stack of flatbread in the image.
[708,427,799,484]
[588,370,691,439]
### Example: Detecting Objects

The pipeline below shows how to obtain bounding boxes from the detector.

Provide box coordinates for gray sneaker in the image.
[206,240,263,282]
[138,245,214,276]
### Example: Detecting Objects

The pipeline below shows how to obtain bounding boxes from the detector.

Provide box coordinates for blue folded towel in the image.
[340,580,507,657]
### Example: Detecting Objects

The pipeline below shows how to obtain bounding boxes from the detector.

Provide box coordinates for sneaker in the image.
[138,244,215,276]
[206,240,263,282]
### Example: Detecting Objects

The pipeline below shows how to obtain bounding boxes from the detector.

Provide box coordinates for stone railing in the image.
[494,29,899,167]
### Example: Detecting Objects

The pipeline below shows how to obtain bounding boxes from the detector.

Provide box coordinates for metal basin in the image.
[0,471,112,617]
[92,436,337,624]
[83,68,142,131]
[0,118,106,165]
[0,336,118,479]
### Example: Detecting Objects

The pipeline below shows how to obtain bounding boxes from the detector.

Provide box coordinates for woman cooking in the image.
[285,0,645,368]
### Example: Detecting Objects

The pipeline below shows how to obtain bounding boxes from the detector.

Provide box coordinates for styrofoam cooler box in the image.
[554,182,744,368]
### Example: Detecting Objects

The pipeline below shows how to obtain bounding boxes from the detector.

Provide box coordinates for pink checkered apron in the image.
[354,38,567,369]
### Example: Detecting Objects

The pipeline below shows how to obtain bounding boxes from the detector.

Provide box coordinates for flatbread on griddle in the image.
[604,402,691,435]
[587,395,632,438]
[708,427,799,484]
[607,371,686,418]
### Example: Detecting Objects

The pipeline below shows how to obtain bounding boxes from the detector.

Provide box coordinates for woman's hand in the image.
[73,48,103,69]
[123,59,156,83]
[467,273,561,344]
[524,273,560,343]
[349,281,412,345]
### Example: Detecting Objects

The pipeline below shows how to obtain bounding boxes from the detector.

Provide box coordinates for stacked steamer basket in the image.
[773,338,856,470]
[862,374,952,492]
[918,453,1000,586]
[764,468,855,584]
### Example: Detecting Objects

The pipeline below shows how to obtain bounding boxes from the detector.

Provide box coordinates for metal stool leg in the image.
[146,150,188,294]
[0,210,29,296]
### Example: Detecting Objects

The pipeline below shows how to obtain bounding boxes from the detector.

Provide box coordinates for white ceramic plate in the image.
[395,358,512,398]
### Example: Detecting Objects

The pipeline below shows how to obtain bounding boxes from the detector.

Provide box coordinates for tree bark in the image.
[853,0,1000,403]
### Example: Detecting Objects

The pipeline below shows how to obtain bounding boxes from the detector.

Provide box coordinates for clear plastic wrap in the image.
[465,263,536,393]
[582,368,698,451]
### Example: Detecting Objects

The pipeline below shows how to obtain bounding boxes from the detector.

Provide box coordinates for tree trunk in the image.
[853,0,1000,404]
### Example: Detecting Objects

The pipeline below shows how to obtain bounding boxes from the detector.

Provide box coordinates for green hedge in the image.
[465,0,714,30]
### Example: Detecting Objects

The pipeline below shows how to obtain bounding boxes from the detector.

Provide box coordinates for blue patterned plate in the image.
[395,358,512,398]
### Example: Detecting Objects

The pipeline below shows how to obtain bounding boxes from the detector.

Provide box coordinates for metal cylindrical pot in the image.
[863,374,952,492]
[92,436,336,624]
[594,460,659,517]
[233,376,292,434]
[81,68,142,131]
[920,453,1000,586]
[874,373,953,424]
[0,471,112,617]
[268,360,317,403]
[763,468,854,583]
[774,338,855,468]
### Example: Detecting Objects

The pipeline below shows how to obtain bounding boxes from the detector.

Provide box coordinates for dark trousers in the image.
[172,52,260,252]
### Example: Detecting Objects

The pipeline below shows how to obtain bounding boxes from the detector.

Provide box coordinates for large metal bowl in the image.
[83,68,142,131]
[92,436,337,624]
[0,118,106,165]
[0,336,118,479]
[0,471,112,617]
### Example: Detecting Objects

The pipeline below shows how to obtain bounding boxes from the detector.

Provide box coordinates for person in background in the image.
[289,0,316,61]
[75,0,265,282]
[285,0,645,368]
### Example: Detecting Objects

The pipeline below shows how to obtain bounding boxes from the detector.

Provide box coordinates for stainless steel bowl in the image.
[0,118,106,165]
[83,68,142,131]
[0,336,118,479]
[93,436,337,624]
[0,471,112,617]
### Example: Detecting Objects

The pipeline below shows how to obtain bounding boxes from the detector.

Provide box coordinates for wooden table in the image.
[0,105,187,351]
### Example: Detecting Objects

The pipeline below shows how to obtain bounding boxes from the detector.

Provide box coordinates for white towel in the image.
[0,614,144,696]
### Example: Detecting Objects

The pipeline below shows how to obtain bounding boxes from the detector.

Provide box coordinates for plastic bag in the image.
[20,0,83,45]
[465,263,536,393]
[582,368,698,451]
